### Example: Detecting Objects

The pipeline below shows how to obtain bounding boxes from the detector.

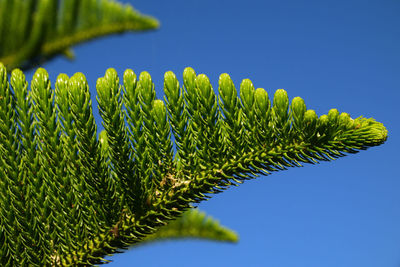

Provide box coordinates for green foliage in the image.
[0,0,159,70]
[98,128,237,246]
[141,209,238,245]
[0,62,387,265]
[0,0,237,263]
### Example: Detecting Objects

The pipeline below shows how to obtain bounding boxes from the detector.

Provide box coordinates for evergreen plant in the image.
[0,0,388,266]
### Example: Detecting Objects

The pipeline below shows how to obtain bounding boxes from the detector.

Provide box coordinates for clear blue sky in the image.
[26,0,400,266]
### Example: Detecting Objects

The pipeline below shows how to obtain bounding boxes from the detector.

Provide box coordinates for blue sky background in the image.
[24,0,400,266]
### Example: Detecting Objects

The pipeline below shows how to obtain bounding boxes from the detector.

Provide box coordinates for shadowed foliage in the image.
[0,0,159,70]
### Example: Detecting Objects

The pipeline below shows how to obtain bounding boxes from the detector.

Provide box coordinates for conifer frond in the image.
[141,209,238,244]
[0,63,387,265]
[0,0,159,70]
[99,132,234,244]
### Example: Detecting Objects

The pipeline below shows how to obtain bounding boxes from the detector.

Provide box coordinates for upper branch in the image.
[0,0,159,70]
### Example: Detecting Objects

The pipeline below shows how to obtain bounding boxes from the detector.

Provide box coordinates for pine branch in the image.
[141,209,238,244]
[98,132,237,245]
[0,63,387,265]
[0,0,159,70]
